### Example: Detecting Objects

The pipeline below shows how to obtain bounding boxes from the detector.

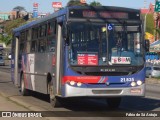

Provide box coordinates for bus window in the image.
[32,27,38,39]
[38,39,46,52]
[48,22,54,35]
[26,30,31,53]
[20,32,25,41]
[31,40,37,52]
[39,24,47,37]
[20,43,24,54]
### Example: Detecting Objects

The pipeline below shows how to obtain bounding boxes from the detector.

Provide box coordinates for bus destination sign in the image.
[69,10,129,19]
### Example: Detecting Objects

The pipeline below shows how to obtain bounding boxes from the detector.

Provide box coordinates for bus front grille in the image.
[92,90,122,94]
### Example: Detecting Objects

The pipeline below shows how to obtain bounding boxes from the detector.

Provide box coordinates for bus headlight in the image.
[70,81,75,86]
[77,82,82,87]
[137,80,142,86]
[131,82,136,87]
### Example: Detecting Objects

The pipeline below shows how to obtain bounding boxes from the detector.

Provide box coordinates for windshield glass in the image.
[68,22,144,66]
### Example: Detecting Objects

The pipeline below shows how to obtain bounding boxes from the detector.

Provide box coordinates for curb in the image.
[0,91,48,111]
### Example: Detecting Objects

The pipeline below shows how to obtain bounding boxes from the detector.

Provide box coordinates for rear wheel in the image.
[48,81,61,107]
[20,74,28,96]
[106,97,121,109]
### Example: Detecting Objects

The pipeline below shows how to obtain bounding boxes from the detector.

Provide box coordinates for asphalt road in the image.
[0,66,159,120]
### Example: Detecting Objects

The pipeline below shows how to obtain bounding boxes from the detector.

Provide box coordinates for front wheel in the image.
[48,82,61,107]
[20,74,28,96]
[106,97,121,109]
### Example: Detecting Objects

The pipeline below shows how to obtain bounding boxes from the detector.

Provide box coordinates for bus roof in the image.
[13,6,140,34]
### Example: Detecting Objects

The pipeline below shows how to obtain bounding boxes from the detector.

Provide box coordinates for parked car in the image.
[146,66,160,78]
[0,56,5,66]
[8,53,11,59]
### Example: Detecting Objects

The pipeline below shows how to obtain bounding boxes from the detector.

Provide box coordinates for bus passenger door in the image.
[55,23,63,96]
[12,36,20,86]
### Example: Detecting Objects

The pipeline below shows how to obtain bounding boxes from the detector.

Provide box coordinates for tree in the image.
[13,6,26,18]
[142,13,154,35]
[146,14,154,35]
[67,0,88,6]
[0,34,12,46]
[90,1,102,6]
[13,6,26,12]
[155,28,160,40]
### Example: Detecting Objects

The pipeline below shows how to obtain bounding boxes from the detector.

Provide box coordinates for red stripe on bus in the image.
[63,76,102,84]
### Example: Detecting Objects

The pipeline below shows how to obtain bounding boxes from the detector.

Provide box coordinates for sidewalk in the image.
[146,78,160,84]
[0,94,45,120]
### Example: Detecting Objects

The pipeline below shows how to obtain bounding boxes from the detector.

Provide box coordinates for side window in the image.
[47,20,57,52]
[19,43,24,54]
[20,32,25,41]
[20,31,26,53]
[32,27,38,39]
[48,21,56,36]
[38,39,46,52]
[26,30,31,53]
[31,40,37,52]
[39,24,47,37]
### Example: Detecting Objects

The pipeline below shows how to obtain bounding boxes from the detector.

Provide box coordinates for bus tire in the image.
[106,97,121,109]
[47,82,61,107]
[20,73,28,96]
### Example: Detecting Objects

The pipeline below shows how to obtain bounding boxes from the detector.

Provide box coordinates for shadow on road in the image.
[121,96,160,111]
[27,91,160,111]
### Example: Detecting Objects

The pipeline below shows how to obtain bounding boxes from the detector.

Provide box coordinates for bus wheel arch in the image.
[47,73,61,107]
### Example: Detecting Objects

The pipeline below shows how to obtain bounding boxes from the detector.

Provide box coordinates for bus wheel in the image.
[106,97,121,109]
[20,74,28,96]
[48,82,61,107]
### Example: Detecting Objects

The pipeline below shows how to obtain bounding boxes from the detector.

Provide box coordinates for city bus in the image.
[11,6,149,108]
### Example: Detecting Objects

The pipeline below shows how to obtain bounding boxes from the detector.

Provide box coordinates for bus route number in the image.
[120,78,134,82]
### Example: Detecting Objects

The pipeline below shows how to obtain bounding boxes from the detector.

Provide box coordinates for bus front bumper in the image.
[62,83,145,97]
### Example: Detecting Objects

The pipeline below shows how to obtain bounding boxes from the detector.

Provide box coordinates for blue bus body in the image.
[11,6,146,108]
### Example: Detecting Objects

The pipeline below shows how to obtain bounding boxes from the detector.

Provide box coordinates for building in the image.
[140,3,155,14]
[0,11,17,22]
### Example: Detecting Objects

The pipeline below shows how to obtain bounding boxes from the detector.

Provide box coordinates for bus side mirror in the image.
[145,39,150,52]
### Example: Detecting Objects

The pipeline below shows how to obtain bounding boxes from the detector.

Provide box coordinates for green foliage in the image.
[13,6,26,12]
[146,14,154,34]
[89,1,102,6]
[142,13,154,34]
[4,18,27,36]
[67,0,88,6]
[0,34,12,46]
[0,18,27,46]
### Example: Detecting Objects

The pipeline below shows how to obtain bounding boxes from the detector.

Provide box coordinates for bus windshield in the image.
[68,22,144,66]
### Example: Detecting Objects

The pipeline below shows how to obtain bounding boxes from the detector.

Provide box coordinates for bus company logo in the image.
[111,57,131,64]
[2,112,11,117]
[105,82,110,86]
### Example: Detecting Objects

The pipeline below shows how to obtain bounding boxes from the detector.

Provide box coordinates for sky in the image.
[0,0,155,13]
